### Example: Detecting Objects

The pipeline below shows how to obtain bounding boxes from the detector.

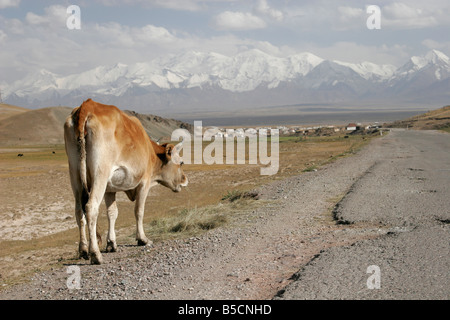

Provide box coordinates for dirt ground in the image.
[0,134,373,291]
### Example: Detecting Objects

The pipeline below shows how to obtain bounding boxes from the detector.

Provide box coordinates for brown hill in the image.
[385,105,450,130]
[123,110,193,142]
[0,106,72,145]
[0,103,29,121]
[0,105,193,146]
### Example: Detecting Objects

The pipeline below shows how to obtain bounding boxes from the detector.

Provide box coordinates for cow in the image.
[64,99,188,264]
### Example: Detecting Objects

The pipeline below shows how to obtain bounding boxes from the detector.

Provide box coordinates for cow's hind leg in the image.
[86,201,102,264]
[105,192,118,252]
[75,197,89,260]
[65,121,89,260]
[85,178,108,264]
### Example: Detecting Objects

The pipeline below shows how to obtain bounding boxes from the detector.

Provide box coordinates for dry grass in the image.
[386,105,450,131]
[143,205,229,242]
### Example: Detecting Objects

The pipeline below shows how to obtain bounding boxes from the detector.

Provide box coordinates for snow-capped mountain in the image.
[396,50,450,77]
[333,60,396,80]
[383,50,450,104]
[2,49,450,113]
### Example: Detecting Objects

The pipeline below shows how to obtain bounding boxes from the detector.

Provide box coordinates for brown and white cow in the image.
[64,99,188,264]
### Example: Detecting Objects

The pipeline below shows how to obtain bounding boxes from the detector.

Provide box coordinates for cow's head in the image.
[157,142,188,192]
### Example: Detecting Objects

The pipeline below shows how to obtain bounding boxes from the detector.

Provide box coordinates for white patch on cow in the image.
[107,166,138,192]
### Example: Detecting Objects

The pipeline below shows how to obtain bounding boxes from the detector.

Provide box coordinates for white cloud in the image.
[384,2,422,20]
[382,2,445,29]
[1,5,268,81]
[338,6,363,19]
[118,0,204,11]
[0,0,20,9]
[300,41,411,67]
[92,0,238,12]
[93,22,136,47]
[335,6,365,29]
[25,5,68,27]
[136,25,177,43]
[214,11,267,31]
[25,12,48,25]
[422,39,450,54]
[1,9,184,81]
[254,0,283,21]
[0,29,7,43]
[281,1,450,31]
[3,18,24,34]
[281,3,364,31]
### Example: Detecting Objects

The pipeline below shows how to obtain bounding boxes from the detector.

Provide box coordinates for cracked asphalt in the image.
[276,129,450,300]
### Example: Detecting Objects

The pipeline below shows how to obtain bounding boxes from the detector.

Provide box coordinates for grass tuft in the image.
[221,190,260,202]
[144,206,229,241]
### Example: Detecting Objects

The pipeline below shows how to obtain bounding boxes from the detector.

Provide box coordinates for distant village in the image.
[205,122,383,138]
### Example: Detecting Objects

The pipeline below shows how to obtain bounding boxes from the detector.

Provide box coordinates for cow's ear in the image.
[165,144,175,160]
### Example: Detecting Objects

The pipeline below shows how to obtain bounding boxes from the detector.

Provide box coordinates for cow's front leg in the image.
[134,185,152,246]
[105,192,118,252]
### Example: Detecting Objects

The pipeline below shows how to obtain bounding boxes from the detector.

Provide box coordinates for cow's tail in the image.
[75,99,102,247]
[76,103,89,210]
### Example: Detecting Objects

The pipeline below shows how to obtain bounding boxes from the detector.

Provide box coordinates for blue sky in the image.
[1,0,449,83]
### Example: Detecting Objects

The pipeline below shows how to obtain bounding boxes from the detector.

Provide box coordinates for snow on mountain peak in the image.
[424,49,450,65]
[395,49,450,80]
[3,49,450,102]
[333,60,396,80]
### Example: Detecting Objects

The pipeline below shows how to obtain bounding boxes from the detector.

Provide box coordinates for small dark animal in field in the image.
[17,153,23,157]
[52,151,56,154]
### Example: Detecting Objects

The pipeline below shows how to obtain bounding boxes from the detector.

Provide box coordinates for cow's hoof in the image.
[137,238,152,247]
[106,240,117,253]
[79,250,89,260]
[89,253,103,265]
[79,244,89,260]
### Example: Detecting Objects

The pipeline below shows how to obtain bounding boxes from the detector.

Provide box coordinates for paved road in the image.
[277,129,450,299]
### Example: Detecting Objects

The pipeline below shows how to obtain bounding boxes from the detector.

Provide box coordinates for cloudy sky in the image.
[1,0,449,83]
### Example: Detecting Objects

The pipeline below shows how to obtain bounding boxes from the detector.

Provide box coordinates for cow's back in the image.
[66,99,155,191]
[76,99,151,156]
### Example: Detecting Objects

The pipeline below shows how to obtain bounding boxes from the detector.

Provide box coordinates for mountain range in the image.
[2,49,449,116]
